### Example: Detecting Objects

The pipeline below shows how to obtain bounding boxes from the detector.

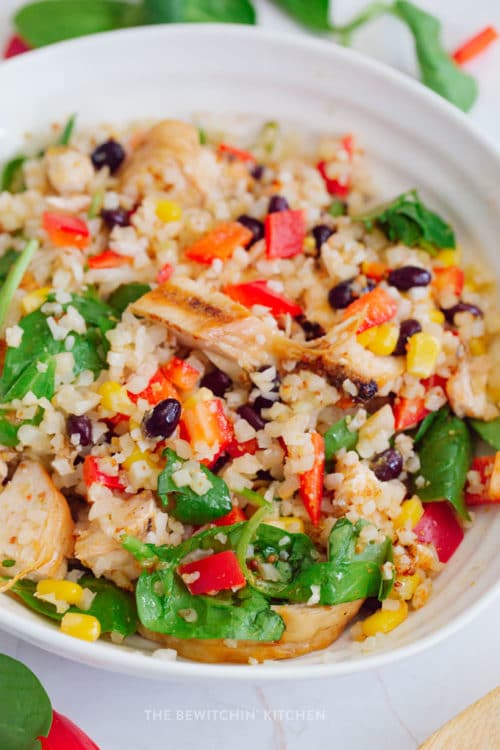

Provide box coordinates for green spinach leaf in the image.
[414,407,446,443]
[392,1,478,112]
[324,417,358,461]
[468,418,500,451]
[0,407,43,448]
[0,653,52,750]
[158,448,232,524]
[416,409,471,520]
[108,282,151,316]
[0,157,26,193]
[358,190,455,252]
[142,0,256,24]
[270,0,330,31]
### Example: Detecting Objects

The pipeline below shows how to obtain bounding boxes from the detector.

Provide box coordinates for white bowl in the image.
[0,24,499,681]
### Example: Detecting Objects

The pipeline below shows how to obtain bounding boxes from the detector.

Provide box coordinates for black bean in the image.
[251,164,264,180]
[442,302,483,325]
[101,207,130,229]
[253,395,275,418]
[268,195,289,213]
[256,469,273,481]
[236,215,264,246]
[67,415,92,447]
[393,319,422,356]
[142,398,181,439]
[356,380,378,402]
[91,139,126,174]
[211,453,230,474]
[294,314,326,341]
[237,404,265,431]
[328,279,356,310]
[312,224,333,251]
[388,266,432,291]
[200,369,232,397]
[371,449,403,481]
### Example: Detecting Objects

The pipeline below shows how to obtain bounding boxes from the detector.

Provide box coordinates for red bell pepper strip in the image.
[3,34,31,59]
[452,26,499,64]
[227,437,259,458]
[393,396,428,431]
[156,262,174,284]
[265,209,306,259]
[224,280,303,317]
[414,503,464,563]
[87,250,133,269]
[178,550,246,594]
[42,212,90,250]
[185,222,253,263]
[466,454,500,506]
[212,506,247,526]
[432,266,464,298]
[128,368,178,405]
[162,357,200,391]
[342,286,398,334]
[299,431,325,526]
[218,143,256,162]
[40,710,100,750]
[181,398,233,454]
[82,456,125,491]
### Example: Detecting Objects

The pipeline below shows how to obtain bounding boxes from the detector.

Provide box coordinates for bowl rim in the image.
[1,22,499,680]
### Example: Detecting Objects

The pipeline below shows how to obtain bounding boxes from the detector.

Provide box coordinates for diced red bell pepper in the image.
[181,398,233,455]
[432,266,464,298]
[39,710,100,750]
[226,437,259,458]
[42,212,90,250]
[82,456,125,491]
[3,34,31,59]
[178,550,246,595]
[218,143,256,162]
[185,222,253,263]
[265,209,306,259]
[162,357,200,391]
[466,454,500,506]
[414,502,464,563]
[223,280,303,317]
[156,262,174,284]
[393,396,428,431]
[128,368,178,405]
[299,431,325,526]
[317,160,350,198]
[452,26,498,64]
[106,413,129,428]
[343,286,398,334]
[87,250,133,269]
[212,506,247,526]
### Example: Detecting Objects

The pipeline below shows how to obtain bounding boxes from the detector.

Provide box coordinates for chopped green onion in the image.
[327,199,347,217]
[1,559,15,568]
[88,190,104,219]
[0,238,39,329]
[1,156,26,193]
[58,113,77,146]
[236,487,270,508]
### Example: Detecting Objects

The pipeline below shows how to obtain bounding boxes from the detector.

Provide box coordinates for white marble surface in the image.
[1,1,500,747]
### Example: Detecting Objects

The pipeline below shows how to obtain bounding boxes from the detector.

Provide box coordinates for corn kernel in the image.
[357,323,399,356]
[393,574,421,601]
[267,517,305,534]
[21,287,52,315]
[123,449,157,471]
[60,613,101,642]
[361,600,408,637]
[429,308,445,325]
[395,496,424,529]
[406,332,441,378]
[156,199,182,223]
[98,382,134,415]
[36,579,84,606]
[469,337,486,356]
[435,249,457,267]
[303,236,316,251]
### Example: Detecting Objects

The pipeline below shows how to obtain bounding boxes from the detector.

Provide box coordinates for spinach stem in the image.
[0,238,38,330]
[237,487,270,508]
[236,505,271,586]
[331,2,394,43]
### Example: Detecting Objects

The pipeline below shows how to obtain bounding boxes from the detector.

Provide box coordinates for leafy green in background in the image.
[324,417,358,461]
[468,417,500,450]
[0,653,52,750]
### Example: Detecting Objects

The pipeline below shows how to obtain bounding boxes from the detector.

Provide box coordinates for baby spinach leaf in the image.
[358,190,455,252]
[0,653,52,750]
[270,0,330,30]
[108,282,151,316]
[57,113,77,146]
[14,0,137,47]
[8,575,138,637]
[0,407,43,448]
[468,418,500,451]
[324,417,358,461]
[0,238,38,329]
[416,410,471,520]
[0,157,26,193]
[392,2,478,112]
[135,565,284,641]
[414,406,447,443]
[142,0,256,24]
[158,448,232,524]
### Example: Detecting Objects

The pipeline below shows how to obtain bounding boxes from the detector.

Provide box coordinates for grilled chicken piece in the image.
[119,119,219,203]
[132,277,288,373]
[446,357,498,420]
[140,599,363,663]
[0,460,74,582]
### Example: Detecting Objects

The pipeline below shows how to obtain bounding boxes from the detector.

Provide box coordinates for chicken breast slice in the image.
[140,599,363,663]
[0,460,74,582]
[119,119,220,203]
[446,357,498,420]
